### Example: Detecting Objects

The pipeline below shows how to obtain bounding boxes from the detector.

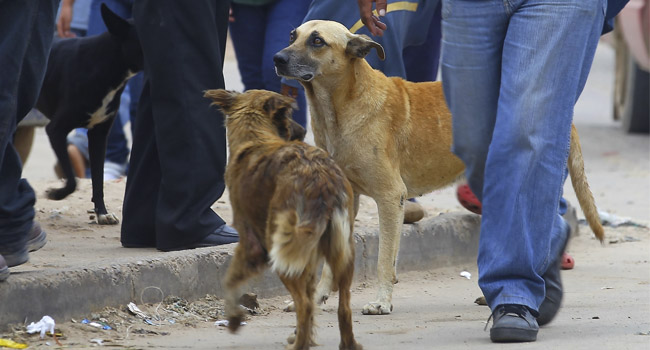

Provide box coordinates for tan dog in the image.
[274,20,604,315]
[204,89,362,350]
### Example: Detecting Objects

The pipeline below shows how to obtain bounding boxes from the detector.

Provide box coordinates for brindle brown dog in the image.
[204,89,362,350]
[274,20,605,316]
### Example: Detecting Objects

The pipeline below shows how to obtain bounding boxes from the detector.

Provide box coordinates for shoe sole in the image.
[2,250,29,268]
[490,327,538,342]
[27,230,47,252]
[2,229,47,268]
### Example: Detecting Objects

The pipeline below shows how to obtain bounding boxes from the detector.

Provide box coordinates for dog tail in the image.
[269,209,326,278]
[322,206,355,277]
[568,124,605,242]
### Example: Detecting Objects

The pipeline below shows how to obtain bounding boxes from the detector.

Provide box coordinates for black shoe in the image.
[0,255,8,282]
[0,222,47,268]
[489,304,539,343]
[193,224,239,248]
[160,224,239,251]
[537,217,571,326]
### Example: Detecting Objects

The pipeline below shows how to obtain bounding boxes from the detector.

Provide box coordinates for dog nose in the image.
[273,51,289,66]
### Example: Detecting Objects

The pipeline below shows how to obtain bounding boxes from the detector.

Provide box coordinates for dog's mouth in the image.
[299,73,314,82]
[275,66,315,82]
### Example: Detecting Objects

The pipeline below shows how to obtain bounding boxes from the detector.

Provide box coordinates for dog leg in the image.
[87,121,119,225]
[362,191,405,315]
[324,232,362,349]
[223,243,264,334]
[334,262,362,350]
[284,262,332,313]
[45,123,77,200]
[281,271,317,350]
[315,263,334,305]
[353,192,360,218]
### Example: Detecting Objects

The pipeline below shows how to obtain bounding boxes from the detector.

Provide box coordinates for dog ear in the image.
[345,34,385,61]
[204,89,239,111]
[263,94,298,117]
[264,94,301,140]
[101,3,131,40]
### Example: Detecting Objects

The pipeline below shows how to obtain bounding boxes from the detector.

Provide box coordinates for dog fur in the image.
[35,4,142,224]
[204,89,362,350]
[274,20,605,315]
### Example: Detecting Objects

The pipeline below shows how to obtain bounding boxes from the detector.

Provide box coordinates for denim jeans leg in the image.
[441,0,507,203]
[403,1,442,83]
[479,0,606,311]
[0,0,57,252]
[442,0,605,312]
[263,0,310,127]
[229,3,267,91]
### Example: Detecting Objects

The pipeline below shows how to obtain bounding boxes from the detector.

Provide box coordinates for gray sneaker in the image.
[489,304,539,342]
[0,222,47,268]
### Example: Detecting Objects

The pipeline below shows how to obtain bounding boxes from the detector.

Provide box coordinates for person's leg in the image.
[441,0,506,204]
[229,3,267,91]
[120,80,159,247]
[127,71,143,135]
[129,0,235,251]
[263,0,310,127]
[479,0,605,312]
[403,1,442,82]
[0,0,57,264]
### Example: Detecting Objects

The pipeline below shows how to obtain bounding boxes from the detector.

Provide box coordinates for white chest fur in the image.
[86,71,135,128]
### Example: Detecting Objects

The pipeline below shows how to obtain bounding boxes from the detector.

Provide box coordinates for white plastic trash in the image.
[26,315,55,339]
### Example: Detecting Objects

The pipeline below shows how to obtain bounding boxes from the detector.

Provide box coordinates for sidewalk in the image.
[0,178,481,330]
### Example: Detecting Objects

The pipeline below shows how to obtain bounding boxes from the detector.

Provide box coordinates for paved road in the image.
[120,225,649,350]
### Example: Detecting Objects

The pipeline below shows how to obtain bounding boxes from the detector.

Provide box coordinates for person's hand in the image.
[57,0,76,38]
[357,0,388,37]
[281,84,298,99]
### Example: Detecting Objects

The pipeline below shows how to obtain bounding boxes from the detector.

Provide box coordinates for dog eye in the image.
[312,37,325,46]
[289,31,296,43]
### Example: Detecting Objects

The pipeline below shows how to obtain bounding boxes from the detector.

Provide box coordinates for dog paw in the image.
[97,213,120,225]
[284,301,296,312]
[315,292,329,305]
[46,188,71,200]
[286,330,317,349]
[227,315,243,333]
[286,332,296,345]
[361,301,393,315]
[339,341,363,350]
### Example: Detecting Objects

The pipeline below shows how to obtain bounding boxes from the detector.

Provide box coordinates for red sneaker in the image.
[456,183,482,215]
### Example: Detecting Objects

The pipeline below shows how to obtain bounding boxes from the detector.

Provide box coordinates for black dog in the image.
[36,4,143,225]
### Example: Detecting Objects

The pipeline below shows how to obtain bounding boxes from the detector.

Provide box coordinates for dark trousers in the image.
[0,0,57,252]
[121,0,229,250]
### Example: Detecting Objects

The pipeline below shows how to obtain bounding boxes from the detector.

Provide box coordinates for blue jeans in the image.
[229,0,310,128]
[441,0,605,312]
[0,0,57,251]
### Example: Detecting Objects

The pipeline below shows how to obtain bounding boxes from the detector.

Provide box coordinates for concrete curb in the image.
[0,212,480,330]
